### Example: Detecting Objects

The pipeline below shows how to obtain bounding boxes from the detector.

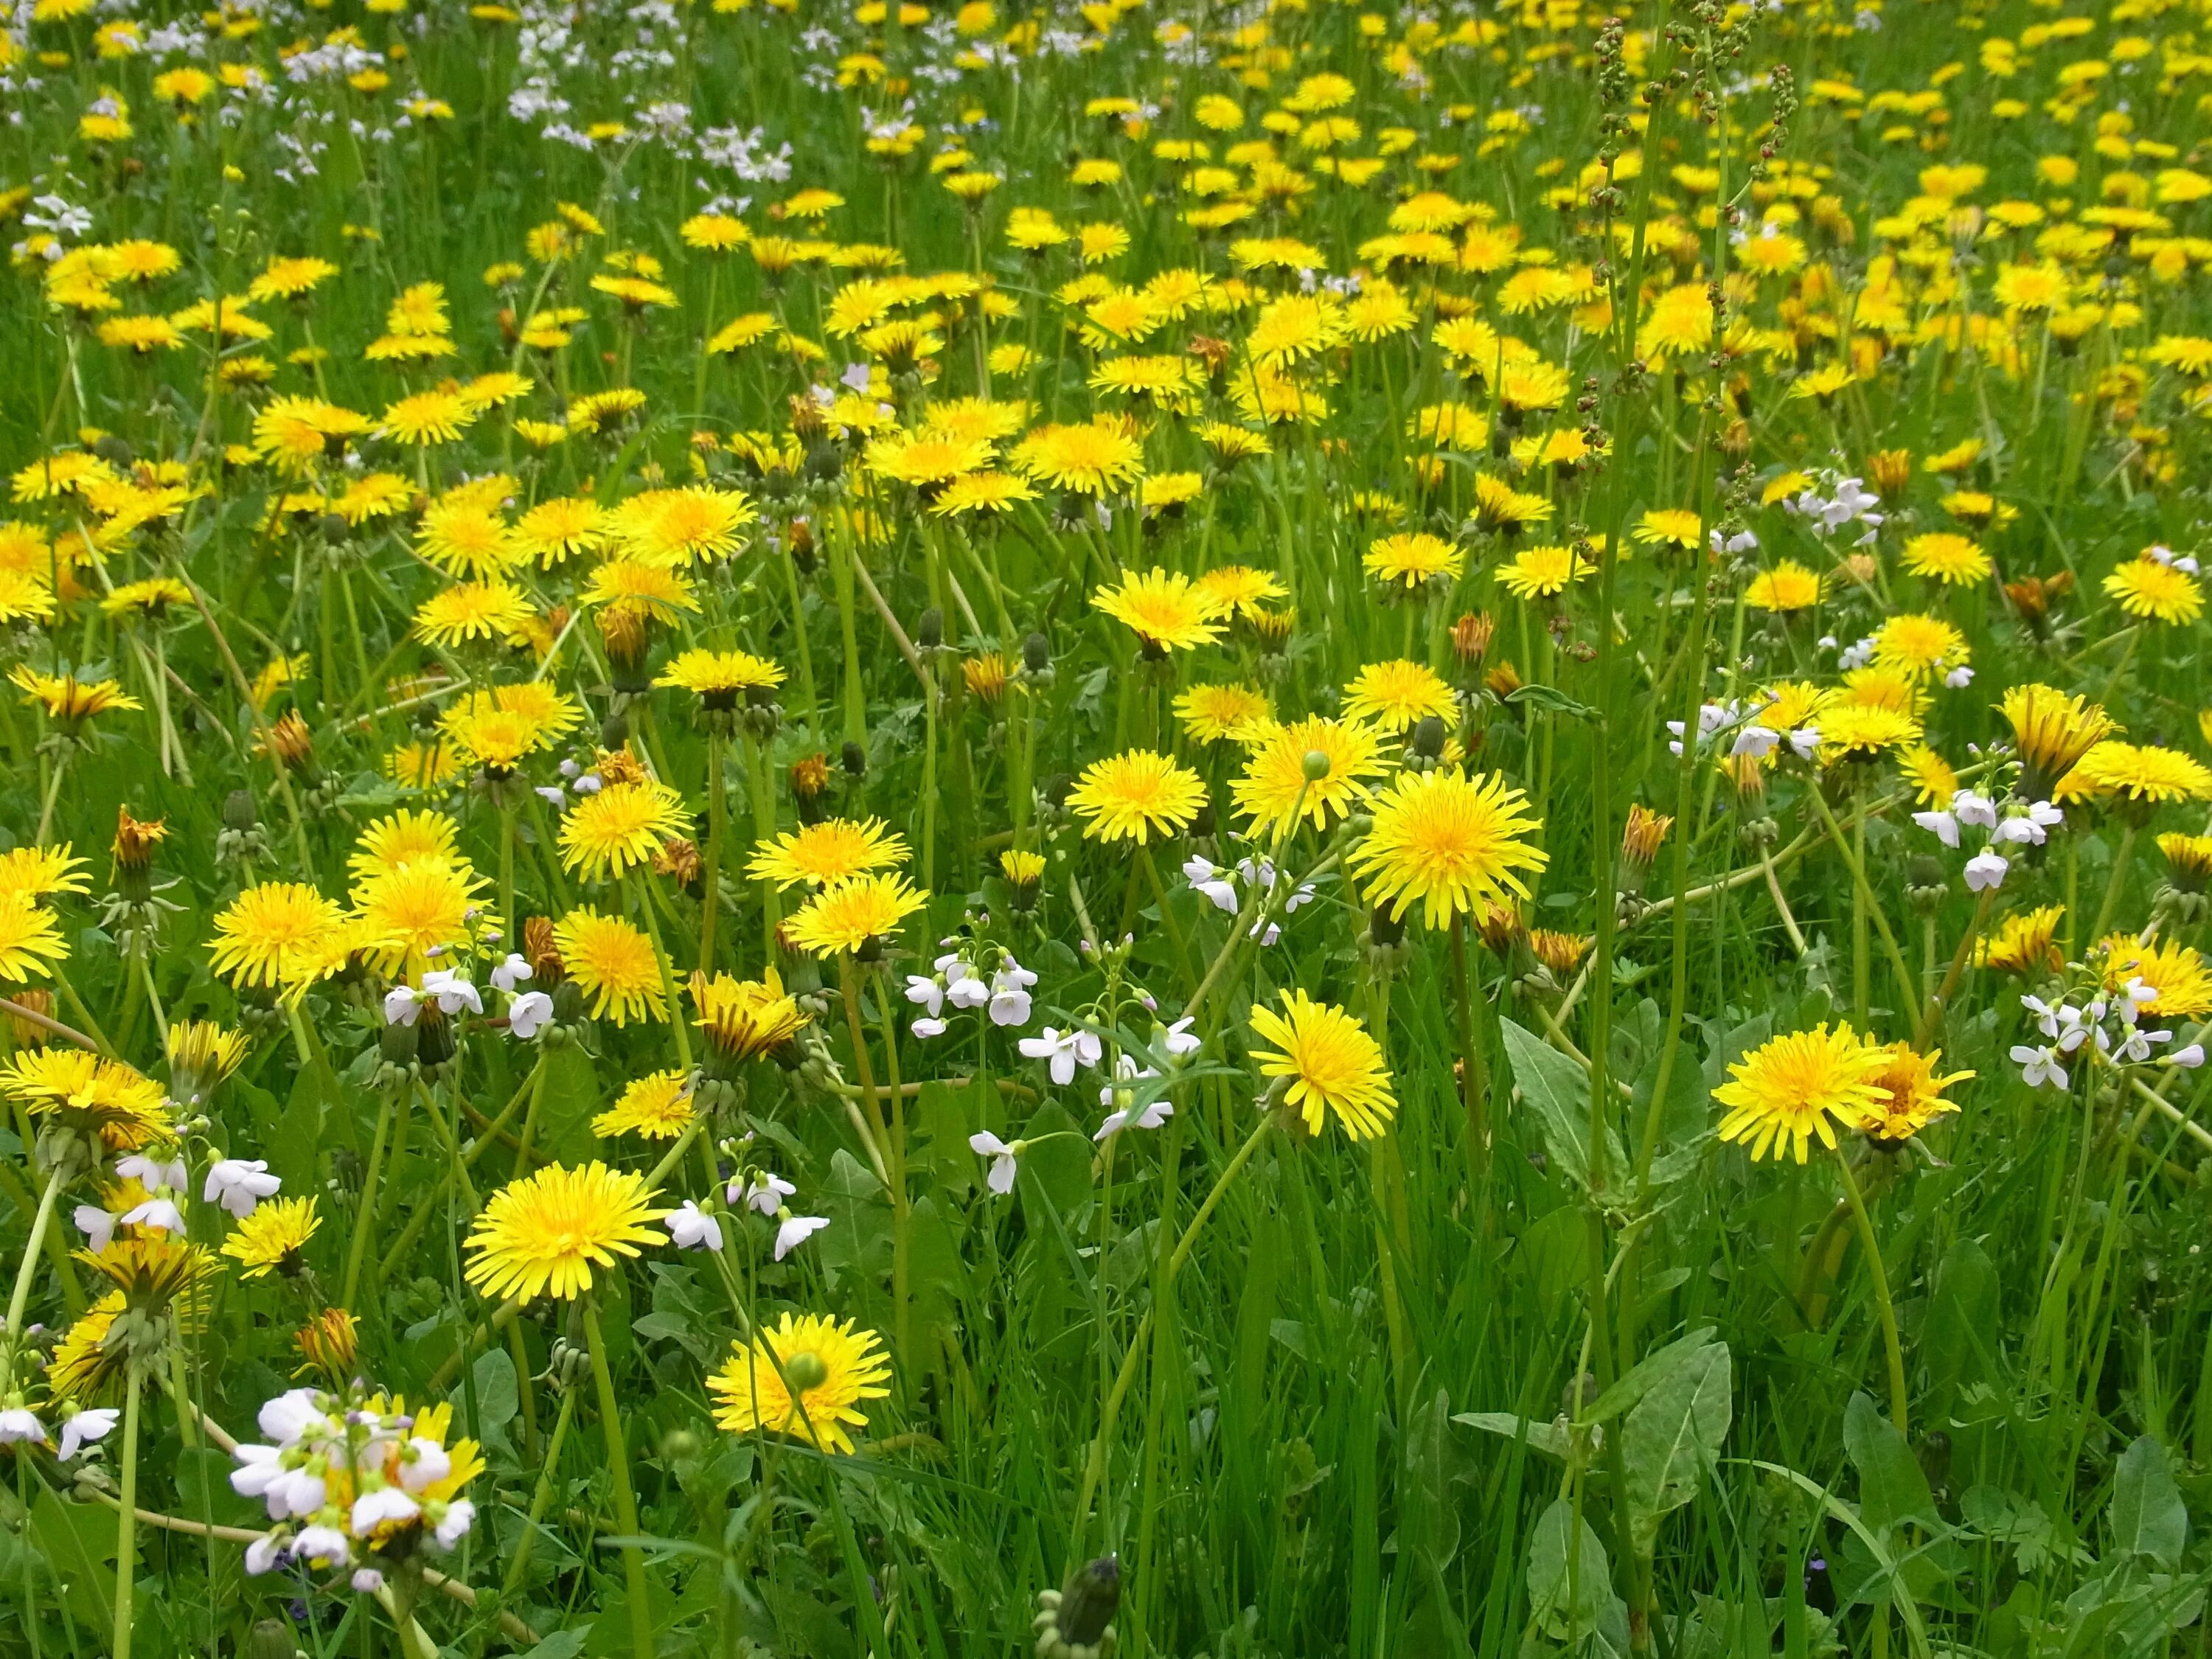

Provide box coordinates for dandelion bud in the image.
[111,807,167,873]
[1868,448,1912,495]
[317,512,350,546]
[1034,1557,1121,1659]
[916,606,944,651]
[1620,804,1672,867]
[659,1426,700,1461]
[781,1350,830,1392]
[222,789,259,834]
[842,740,867,778]
[1411,715,1447,760]
[263,711,315,773]
[1368,902,1407,950]
[246,1618,296,1659]
[1023,630,1051,674]
[1301,749,1332,782]
[380,1017,421,1068]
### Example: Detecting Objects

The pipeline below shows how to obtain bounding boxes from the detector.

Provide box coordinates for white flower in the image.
[352,1486,420,1534]
[293,1525,353,1565]
[117,1153,187,1193]
[490,953,533,993]
[2011,1043,2068,1091]
[1183,855,1237,913]
[119,1197,187,1237]
[1952,790,1997,829]
[773,1214,830,1261]
[1096,1096,1172,1140]
[507,990,554,1039]
[397,1438,451,1495]
[434,1498,476,1548]
[664,1200,724,1253]
[73,1203,117,1253]
[1161,1016,1201,1057]
[732,1172,795,1215]
[1018,1026,1103,1086]
[0,1407,45,1444]
[2165,1043,2205,1068]
[421,969,481,1017]
[1731,725,1781,759]
[945,960,990,1010]
[244,1536,285,1576]
[1913,810,1960,848]
[911,1015,948,1039]
[57,1407,117,1461]
[257,1388,327,1446]
[1964,849,2009,891]
[968,1131,1020,1194]
[904,974,945,1017]
[989,961,1038,1027]
[205,1158,281,1217]
[1789,726,1821,759]
[352,1568,386,1594]
[383,985,422,1026]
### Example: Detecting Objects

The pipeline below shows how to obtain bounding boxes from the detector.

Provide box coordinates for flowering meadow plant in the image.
[1,0,2211,1655]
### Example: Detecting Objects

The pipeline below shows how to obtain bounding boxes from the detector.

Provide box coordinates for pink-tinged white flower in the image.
[1913,809,1960,848]
[292,1525,352,1566]
[731,1172,794,1215]
[2165,1043,2205,1068]
[507,990,554,1039]
[969,1131,1020,1194]
[397,1438,451,1495]
[2011,1043,2067,1091]
[1731,725,1781,759]
[1161,1016,1200,1057]
[119,1196,187,1237]
[664,1200,723,1253]
[1183,855,1238,913]
[1019,1026,1103,1086]
[352,1486,421,1533]
[57,1407,116,1461]
[420,969,481,1017]
[72,1204,118,1253]
[1952,790,1997,829]
[773,1213,830,1261]
[116,1153,187,1193]
[434,1498,476,1548]
[205,1158,281,1217]
[490,953,533,993]
[989,960,1037,1027]
[1964,849,2008,891]
[383,985,424,1026]
[243,1536,284,1575]
[0,1406,45,1444]
[352,1568,386,1593]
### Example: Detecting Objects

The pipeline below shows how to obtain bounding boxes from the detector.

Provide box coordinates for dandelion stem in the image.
[111,1367,141,1659]
[1832,1146,1909,1437]
[582,1295,655,1659]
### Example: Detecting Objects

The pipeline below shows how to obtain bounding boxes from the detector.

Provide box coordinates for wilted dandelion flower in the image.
[1859,1046,1972,1144]
[691,969,808,1061]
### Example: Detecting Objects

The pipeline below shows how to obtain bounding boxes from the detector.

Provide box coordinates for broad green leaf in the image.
[2109,1434,2187,1569]
[1451,1411,1574,1461]
[1527,1496,1618,1643]
[469,1346,520,1454]
[29,1487,119,1640]
[1501,1018,1625,1196]
[1622,1339,1732,1550]
[1402,1388,1461,1575]
[1585,1326,1717,1426]
[1843,1391,1934,1535]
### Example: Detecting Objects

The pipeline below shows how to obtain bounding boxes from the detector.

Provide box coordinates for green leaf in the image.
[1402,1389,1463,1576]
[469,1346,520,1455]
[1501,1018,1625,1195]
[1451,1411,1574,1461]
[29,1487,119,1641]
[1505,682,1596,720]
[1621,1339,1731,1551]
[1843,1391,1935,1536]
[1585,1326,1716,1425]
[1526,1496,1618,1643]
[2109,1434,2187,1569]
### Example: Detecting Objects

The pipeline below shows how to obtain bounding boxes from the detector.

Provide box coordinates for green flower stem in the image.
[1071,1113,1274,1559]
[341,1087,398,1312]
[630,872,694,1073]
[1,1165,66,1379]
[2087,824,2136,947]
[1450,913,1491,1217]
[498,1382,578,1601]
[747,738,782,967]
[111,1367,141,1659]
[700,735,726,973]
[1832,1146,1908,1437]
[583,1295,655,1659]
[1804,784,1923,1029]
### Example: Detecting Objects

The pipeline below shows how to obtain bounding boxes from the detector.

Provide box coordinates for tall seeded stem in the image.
[111,1367,142,1659]
[583,1295,655,1659]
[1832,1146,1909,1436]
